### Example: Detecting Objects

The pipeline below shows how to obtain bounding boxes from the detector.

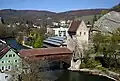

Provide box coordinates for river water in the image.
[5,38,114,81]
[5,38,29,50]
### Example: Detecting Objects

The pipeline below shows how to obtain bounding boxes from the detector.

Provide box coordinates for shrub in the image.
[85,59,101,69]
[96,66,106,72]
[80,62,86,69]
[80,59,102,69]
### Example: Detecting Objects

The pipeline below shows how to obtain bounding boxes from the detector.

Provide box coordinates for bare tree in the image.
[20,56,50,81]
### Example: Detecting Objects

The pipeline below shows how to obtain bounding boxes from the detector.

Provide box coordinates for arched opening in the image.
[62,61,70,69]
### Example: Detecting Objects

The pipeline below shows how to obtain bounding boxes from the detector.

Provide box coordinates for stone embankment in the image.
[22,43,33,49]
[22,41,33,49]
[68,68,120,81]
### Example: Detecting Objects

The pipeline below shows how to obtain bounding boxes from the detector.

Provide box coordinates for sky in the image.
[0,0,119,12]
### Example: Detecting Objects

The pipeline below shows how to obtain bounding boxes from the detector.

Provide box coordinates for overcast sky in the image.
[0,0,119,12]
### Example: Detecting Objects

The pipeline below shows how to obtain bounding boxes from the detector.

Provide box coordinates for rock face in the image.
[68,58,81,70]
[94,11,120,33]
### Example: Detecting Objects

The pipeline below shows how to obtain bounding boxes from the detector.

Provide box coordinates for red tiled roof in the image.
[0,46,10,58]
[68,20,81,33]
[19,47,72,57]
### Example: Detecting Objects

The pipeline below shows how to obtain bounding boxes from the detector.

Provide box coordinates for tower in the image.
[0,17,4,24]
[0,17,2,24]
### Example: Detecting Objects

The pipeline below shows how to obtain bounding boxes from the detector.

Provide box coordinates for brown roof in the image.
[0,46,10,59]
[68,20,81,33]
[19,47,72,57]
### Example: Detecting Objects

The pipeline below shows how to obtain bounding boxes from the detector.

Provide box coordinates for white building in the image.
[53,27,68,37]
[47,26,69,38]
[52,22,59,26]
[59,20,66,26]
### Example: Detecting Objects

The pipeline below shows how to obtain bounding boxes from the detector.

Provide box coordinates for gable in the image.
[77,20,88,32]
[0,49,21,61]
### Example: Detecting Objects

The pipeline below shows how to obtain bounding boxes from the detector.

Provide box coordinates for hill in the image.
[0,9,108,25]
[0,9,56,24]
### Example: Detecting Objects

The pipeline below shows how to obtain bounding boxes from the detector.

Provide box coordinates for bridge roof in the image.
[19,47,72,57]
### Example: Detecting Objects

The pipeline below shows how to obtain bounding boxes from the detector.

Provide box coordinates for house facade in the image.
[67,20,89,55]
[47,27,69,38]
[53,27,68,37]
[0,41,22,72]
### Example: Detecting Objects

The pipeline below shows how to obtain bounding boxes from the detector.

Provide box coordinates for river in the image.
[5,38,114,81]
[4,38,30,50]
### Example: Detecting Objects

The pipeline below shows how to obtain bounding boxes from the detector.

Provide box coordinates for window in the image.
[2,61,4,63]
[9,54,12,57]
[59,31,61,36]
[84,32,86,35]
[6,55,7,57]
[15,60,17,62]
[63,31,66,36]
[80,32,81,36]
[8,61,10,63]
[13,54,15,57]
[5,66,8,71]
[8,66,10,69]
[2,66,4,70]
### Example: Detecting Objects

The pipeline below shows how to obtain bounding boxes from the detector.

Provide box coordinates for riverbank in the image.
[68,68,120,81]
[22,43,33,49]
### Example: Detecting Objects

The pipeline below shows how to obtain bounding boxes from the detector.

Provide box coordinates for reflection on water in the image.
[56,71,114,81]
[5,38,29,50]
[38,70,114,81]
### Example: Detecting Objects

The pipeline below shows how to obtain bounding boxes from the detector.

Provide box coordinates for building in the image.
[0,17,4,24]
[43,36,67,48]
[19,47,72,68]
[19,47,72,58]
[52,22,59,26]
[67,20,89,53]
[53,27,68,38]
[19,47,72,70]
[47,26,69,38]
[0,40,22,72]
[47,20,71,38]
